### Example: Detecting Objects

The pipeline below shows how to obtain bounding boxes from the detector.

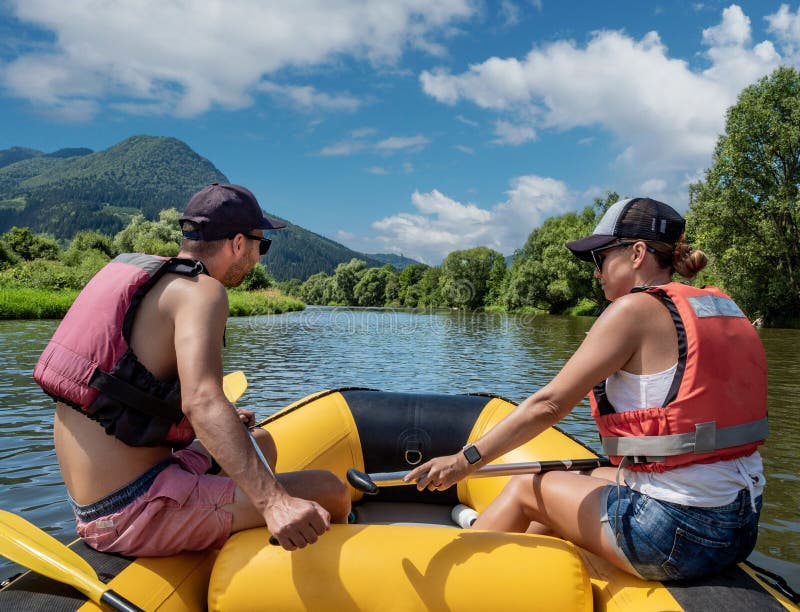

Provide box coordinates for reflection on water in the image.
[0,308,797,589]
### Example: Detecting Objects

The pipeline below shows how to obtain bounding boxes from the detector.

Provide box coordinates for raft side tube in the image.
[208,524,592,612]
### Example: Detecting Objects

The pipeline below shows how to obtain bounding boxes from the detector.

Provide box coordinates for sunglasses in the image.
[590,241,654,273]
[241,233,272,255]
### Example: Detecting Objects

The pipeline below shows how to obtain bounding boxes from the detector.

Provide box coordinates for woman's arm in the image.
[405,293,655,490]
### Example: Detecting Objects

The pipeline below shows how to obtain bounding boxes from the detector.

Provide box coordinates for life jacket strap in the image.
[89,369,184,424]
[601,418,768,460]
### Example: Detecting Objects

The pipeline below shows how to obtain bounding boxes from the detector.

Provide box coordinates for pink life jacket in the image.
[34,253,207,448]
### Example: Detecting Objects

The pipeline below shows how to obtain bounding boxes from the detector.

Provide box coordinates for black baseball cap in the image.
[180,183,286,241]
[566,197,685,262]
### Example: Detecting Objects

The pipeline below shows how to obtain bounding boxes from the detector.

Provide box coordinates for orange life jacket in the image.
[590,283,768,472]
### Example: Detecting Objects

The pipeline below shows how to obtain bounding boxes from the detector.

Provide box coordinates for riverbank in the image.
[0,285,305,319]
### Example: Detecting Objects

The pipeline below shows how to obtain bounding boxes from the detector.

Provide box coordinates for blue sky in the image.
[1,1,799,263]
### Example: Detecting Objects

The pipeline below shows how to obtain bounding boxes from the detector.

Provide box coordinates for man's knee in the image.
[251,428,278,468]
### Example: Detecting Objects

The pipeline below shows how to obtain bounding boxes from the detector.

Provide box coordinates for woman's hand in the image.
[404,452,471,491]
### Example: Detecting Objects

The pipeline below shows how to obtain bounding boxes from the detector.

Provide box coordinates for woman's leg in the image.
[472,471,637,575]
[502,466,622,536]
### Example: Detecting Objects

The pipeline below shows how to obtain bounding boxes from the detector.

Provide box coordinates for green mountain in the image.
[265,223,385,280]
[0,147,42,169]
[0,135,226,237]
[368,253,420,270]
[0,135,418,280]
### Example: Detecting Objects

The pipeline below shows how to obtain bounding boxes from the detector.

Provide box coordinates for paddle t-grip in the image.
[346,468,379,494]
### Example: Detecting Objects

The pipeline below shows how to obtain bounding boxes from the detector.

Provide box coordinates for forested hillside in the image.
[0,135,226,237]
[0,135,414,280]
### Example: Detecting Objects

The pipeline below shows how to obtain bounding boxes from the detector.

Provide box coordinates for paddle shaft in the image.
[349,458,612,492]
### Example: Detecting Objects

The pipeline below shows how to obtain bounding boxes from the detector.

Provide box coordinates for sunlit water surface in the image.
[1,308,797,589]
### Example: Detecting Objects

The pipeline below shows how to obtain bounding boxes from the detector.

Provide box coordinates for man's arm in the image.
[170,275,330,549]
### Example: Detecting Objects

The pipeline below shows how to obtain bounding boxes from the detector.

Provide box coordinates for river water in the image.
[0,307,798,589]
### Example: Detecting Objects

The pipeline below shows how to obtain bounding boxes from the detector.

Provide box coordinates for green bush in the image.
[0,259,83,290]
[1,227,60,261]
[241,263,274,290]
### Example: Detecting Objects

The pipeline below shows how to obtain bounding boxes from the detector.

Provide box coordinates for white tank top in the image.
[605,365,765,507]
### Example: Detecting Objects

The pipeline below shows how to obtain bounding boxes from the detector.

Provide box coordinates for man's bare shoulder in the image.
[153,271,229,322]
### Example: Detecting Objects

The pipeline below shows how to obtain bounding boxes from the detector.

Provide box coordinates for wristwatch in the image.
[462,443,482,465]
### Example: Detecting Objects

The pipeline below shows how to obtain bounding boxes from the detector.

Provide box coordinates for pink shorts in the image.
[73,447,236,557]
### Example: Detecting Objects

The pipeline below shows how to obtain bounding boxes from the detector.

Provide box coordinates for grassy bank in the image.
[0,285,305,320]
[0,287,80,319]
[227,288,305,316]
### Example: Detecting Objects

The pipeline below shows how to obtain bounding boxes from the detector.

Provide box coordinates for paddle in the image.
[222,370,248,403]
[0,371,251,610]
[221,372,279,545]
[0,510,142,612]
[220,371,275,478]
[347,457,612,494]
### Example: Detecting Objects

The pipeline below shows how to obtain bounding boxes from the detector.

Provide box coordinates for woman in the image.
[405,197,767,581]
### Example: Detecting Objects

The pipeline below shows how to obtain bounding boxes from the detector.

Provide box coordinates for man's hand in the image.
[403,453,470,492]
[236,409,256,428]
[264,493,331,550]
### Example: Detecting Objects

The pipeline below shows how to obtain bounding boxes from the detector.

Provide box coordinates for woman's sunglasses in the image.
[242,234,272,255]
[590,241,654,273]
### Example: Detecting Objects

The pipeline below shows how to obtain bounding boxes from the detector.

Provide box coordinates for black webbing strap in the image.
[89,370,183,424]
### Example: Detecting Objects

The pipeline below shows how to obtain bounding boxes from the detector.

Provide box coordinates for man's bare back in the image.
[54,272,198,505]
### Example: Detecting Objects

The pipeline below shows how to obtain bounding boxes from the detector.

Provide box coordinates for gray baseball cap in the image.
[566,197,685,262]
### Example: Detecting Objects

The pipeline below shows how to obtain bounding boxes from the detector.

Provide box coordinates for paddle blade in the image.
[223,371,247,403]
[0,509,104,601]
[0,511,144,611]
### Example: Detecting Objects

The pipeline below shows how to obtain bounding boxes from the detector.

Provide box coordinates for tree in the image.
[62,230,118,267]
[241,263,274,290]
[353,266,395,306]
[301,272,335,305]
[688,67,800,326]
[114,209,183,256]
[504,207,599,313]
[333,258,367,305]
[1,227,60,261]
[417,266,443,308]
[439,247,504,310]
[398,263,429,307]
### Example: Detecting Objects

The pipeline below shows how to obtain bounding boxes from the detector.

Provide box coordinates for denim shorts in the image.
[600,485,762,582]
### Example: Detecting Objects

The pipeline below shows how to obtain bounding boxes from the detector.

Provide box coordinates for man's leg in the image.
[190,429,351,533]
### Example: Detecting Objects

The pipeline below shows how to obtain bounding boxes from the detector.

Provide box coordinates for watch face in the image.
[464,445,481,464]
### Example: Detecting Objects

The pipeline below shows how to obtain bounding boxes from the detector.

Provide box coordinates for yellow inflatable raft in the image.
[2,389,798,611]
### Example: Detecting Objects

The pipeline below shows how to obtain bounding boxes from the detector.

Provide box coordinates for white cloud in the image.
[493,119,537,145]
[365,166,390,174]
[640,178,667,193]
[257,82,361,112]
[499,1,521,28]
[454,144,474,153]
[456,114,479,126]
[371,175,570,262]
[766,4,800,62]
[1,0,475,119]
[319,133,429,156]
[420,4,786,180]
[351,127,378,138]
[375,135,430,152]
[319,140,367,157]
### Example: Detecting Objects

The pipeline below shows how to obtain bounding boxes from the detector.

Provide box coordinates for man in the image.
[35,183,350,556]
